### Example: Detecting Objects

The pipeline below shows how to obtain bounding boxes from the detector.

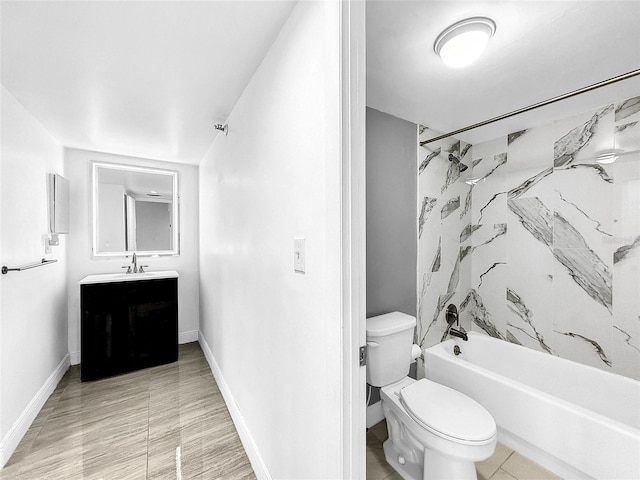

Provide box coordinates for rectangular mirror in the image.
[48,173,69,234]
[92,162,179,257]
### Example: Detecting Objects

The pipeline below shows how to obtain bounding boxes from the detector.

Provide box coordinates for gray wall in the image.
[366,107,417,318]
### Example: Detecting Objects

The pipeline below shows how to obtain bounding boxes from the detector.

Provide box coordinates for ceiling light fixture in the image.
[595,150,622,164]
[434,17,496,68]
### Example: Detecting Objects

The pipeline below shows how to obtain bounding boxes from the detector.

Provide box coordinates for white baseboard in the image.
[366,401,385,428]
[0,353,70,467]
[178,330,198,344]
[198,331,271,480]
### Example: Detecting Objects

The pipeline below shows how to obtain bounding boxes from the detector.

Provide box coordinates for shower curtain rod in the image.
[422,68,640,144]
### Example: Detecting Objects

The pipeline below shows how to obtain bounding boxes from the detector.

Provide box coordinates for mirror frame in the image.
[91,162,180,258]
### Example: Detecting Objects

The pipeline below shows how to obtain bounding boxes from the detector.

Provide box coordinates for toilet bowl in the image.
[380,377,496,480]
[366,312,496,480]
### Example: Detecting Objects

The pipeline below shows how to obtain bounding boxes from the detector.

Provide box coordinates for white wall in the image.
[199,1,343,478]
[0,86,68,460]
[65,148,200,363]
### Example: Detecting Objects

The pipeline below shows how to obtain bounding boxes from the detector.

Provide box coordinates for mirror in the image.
[92,162,179,257]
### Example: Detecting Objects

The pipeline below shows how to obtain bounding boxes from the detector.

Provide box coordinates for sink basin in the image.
[78,270,179,285]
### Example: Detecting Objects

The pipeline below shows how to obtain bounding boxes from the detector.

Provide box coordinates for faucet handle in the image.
[122,266,132,274]
[138,265,149,273]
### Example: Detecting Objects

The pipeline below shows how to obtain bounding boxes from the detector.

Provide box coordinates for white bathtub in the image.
[424,332,640,480]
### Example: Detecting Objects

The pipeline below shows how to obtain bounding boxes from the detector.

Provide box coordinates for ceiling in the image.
[367,1,640,144]
[1,1,297,165]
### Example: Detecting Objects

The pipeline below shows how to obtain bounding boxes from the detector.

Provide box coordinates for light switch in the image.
[294,237,305,273]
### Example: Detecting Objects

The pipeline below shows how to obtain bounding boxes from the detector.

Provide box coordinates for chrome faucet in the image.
[132,252,138,273]
[442,304,468,341]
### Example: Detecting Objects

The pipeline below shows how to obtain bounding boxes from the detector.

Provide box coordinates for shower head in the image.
[448,153,469,172]
[214,123,228,136]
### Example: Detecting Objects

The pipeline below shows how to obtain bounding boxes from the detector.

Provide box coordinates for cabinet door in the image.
[81,283,134,381]
[81,278,178,381]
[132,278,178,368]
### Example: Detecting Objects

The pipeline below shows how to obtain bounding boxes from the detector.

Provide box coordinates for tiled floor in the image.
[366,420,562,480]
[0,343,256,480]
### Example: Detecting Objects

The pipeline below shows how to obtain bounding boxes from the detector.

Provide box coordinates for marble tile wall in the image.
[417,96,640,380]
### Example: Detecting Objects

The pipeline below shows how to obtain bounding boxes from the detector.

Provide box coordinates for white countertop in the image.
[78,270,179,285]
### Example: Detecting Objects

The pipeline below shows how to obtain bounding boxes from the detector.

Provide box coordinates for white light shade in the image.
[595,152,619,164]
[434,17,496,68]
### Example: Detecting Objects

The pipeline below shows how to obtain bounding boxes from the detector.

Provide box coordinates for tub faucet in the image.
[132,252,138,273]
[443,304,468,341]
[448,327,468,341]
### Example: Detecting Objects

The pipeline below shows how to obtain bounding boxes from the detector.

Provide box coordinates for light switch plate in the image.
[294,237,305,273]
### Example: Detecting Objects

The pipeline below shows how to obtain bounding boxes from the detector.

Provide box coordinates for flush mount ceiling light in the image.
[595,150,623,164]
[434,17,496,68]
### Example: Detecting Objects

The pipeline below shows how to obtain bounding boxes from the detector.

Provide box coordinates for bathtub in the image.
[423,332,640,480]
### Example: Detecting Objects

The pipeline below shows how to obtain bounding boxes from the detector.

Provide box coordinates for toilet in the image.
[367,312,496,480]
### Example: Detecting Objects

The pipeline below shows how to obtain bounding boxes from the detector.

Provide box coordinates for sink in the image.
[78,270,179,285]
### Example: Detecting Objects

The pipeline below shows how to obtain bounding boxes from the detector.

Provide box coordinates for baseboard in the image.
[198,331,271,480]
[178,330,198,344]
[366,400,385,428]
[0,353,70,467]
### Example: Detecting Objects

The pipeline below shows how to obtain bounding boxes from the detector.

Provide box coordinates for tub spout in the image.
[449,327,468,341]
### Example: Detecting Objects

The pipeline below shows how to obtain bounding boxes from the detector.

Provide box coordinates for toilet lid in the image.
[400,379,496,443]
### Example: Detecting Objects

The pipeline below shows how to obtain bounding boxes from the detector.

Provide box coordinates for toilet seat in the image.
[400,379,496,445]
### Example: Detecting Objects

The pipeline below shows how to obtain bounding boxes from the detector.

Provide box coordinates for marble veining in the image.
[479,153,507,181]
[506,330,522,344]
[419,148,440,174]
[477,192,506,223]
[460,186,473,220]
[461,289,506,340]
[442,158,461,193]
[553,212,612,312]
[507,130,527,145]
[508,167,553,200]
[431,239,441,272]
[613,325,640,354]
[507,288,554,354]
[478,262,505,288]
[419,197,438,238]
[615,96,640,122]
[418,97,639,380]
[563,163,613,183]
[614,235,640,264]
[509,197,612,312]
[554,331,612,367]
[475,224,507,250]
[558,191,612,237]
[441,196,460,219]
[460,143,472,161]
[615,120,638,133]
[554,105,613,167]
[508,197,553,246]
[460,224,482,243]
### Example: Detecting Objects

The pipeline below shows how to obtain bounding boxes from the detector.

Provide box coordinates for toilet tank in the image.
[366,312,416,387]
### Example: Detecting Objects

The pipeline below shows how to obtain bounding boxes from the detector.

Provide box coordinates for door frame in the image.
[340,0,366,478]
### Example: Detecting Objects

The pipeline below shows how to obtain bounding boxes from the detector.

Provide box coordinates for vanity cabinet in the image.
[81,276,178,381]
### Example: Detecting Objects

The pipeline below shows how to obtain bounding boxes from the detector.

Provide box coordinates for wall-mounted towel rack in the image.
[2,258,58,274]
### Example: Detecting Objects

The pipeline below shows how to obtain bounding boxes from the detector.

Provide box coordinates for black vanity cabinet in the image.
[81,277,178,381]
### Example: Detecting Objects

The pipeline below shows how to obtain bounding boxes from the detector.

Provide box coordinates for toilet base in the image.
[422,448,477,480]
[383,437,422,480]
[383,437,478,480]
